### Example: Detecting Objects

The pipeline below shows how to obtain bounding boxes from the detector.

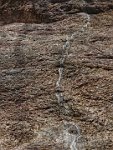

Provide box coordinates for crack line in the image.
[55,12,91,150]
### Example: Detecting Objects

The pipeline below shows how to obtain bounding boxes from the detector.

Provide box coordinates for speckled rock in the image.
[1,0,113,150]
[0,0,113,24]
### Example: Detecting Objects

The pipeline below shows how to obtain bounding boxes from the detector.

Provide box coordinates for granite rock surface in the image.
[1,0,113,150]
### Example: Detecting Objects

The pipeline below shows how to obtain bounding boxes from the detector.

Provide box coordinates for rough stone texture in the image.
[0,0,113,24]
[1,0,113,150]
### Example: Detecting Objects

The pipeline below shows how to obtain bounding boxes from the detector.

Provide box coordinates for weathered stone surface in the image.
[1,0,113,150]
[0,0,113,24]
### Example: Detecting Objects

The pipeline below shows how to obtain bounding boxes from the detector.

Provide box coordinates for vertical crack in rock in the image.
[55,12,90,149]
[55,35,70,104]
[55,12,90,106]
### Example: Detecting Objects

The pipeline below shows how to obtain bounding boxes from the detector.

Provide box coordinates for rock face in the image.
[0,0,113,24]
[1,0,113,150]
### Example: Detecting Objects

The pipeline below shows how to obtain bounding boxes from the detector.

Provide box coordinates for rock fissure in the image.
[55,12,91,149]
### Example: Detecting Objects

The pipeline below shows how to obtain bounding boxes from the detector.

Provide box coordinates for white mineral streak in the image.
[55,12,90,104]
[55,13,90,149]
[62,121,81,150]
